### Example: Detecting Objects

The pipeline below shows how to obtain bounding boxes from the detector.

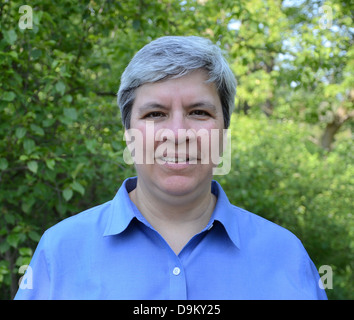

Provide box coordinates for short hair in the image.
[117,36,236,129]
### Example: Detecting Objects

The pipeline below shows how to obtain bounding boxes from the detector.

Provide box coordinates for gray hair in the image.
[117,36,236,129]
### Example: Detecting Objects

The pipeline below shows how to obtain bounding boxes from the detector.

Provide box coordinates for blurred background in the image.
[0,0,352,299]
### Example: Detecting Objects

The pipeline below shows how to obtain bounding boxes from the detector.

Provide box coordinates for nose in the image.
[170,111,189,144]
[157,111,191,145]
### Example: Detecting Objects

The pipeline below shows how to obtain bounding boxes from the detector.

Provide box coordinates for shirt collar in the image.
[210,180,241,249]
[103,177,138,237]
[103,177,241,249]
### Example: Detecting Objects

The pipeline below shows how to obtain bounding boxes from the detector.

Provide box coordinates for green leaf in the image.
[19,247,33,257]
[63,188,73,201]
[19,155,28,161]
[62,94,73,103]
[85,139,97,154]
[55,201,67,216]
[0,158,8,171]
[0,241,10,254]
[55,81,66,96]
[23,139,36,154]
[3,29,17,45]
[71,181,85,195]
[2,91,16,102]
[7,234,21,248]
[4,213,16,225]
[45,159,55,170]
[71,162,85,179]
[15,127,27,139]
[30,124,44,136]
[30,49,42,60]
[21,197,35,214]
[28,231,41,242]
[63,107,78,121]
[27,161,38,174]
[42,118,56,128]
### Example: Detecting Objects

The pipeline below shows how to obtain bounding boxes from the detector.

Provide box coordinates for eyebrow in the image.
[137,103,169,115]
[188,102,217,113]
[137,101,218,115]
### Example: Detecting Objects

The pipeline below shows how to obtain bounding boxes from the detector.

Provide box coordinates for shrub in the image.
[216,115,353,299]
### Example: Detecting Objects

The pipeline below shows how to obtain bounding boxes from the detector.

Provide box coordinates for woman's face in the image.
[127,69,225,198]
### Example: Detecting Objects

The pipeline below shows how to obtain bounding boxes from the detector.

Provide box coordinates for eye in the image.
[143,111,165,119]
[190,110,211,117]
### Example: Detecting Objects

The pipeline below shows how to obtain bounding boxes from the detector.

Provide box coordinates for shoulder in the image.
[231,205,306,255]
[228,205,327,299]
[44,200,113,246]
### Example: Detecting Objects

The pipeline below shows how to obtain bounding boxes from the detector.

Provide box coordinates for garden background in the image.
[0,0,353,299]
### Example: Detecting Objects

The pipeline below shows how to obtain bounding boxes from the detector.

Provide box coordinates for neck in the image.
[129,179,216,254]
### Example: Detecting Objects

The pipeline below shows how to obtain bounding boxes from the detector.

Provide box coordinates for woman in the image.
[15,36,327,299]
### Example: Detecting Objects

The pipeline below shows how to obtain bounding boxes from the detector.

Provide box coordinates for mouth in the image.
[158,156,198,164]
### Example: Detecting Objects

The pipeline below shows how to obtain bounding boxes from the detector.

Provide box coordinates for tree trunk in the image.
[262,99,273,117]
[320,104,353,150]
[320,122,341,150]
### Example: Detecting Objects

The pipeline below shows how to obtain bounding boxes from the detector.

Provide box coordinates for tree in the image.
[278,0,353,150]
[0,0,352,299]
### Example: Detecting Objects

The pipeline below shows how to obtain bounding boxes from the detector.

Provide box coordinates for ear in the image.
[123,129,135,165]
[124,129,134,146]
[124,129,130,142]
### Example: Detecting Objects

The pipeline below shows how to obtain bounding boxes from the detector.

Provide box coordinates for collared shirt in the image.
[15,177,327,300]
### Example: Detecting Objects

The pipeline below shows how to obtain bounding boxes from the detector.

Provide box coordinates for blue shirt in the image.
[15,177,327,300]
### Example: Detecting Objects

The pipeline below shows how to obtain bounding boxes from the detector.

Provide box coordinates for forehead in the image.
[132,70,221,110]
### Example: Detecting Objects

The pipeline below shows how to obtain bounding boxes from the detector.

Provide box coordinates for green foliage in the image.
[216,115,353,299]
[0,0,352,299]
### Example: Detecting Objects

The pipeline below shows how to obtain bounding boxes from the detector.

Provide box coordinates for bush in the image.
[216,115,353,299]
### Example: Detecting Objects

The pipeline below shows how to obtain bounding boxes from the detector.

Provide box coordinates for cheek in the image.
[125,123,152,164]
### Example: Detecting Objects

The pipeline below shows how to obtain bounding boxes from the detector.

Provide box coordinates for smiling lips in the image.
[158,155,199,164]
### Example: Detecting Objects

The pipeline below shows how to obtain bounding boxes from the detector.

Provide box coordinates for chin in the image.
[157,173,210,197]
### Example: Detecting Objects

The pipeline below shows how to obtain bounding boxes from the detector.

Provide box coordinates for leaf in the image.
[55,201,67,216]
[15,127,27,139]
[28,231,41,242]
[4,213,16,225]
[71,181,85,195]
[42,118,56,128]
[30,49,42,60]
[23,139,36,154]
[62,94,73,103]
[0,241,10,254]
[3,29,17,45]
[45,159,55,170]
[55,81,66,96]
[7,234,21,248]
[63,188,73,201]
[27,161,38,174]
[71,162,85,179]
[19,247,33,257]
[21,197,36,213]
[63,108,78,121]
[85,139,97,154]
[30,124,44,136]
[0,158,8,171]
[2,91,16,102]
[19,155,28,161]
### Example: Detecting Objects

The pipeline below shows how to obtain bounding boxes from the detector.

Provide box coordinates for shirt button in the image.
[173,267,181,276]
